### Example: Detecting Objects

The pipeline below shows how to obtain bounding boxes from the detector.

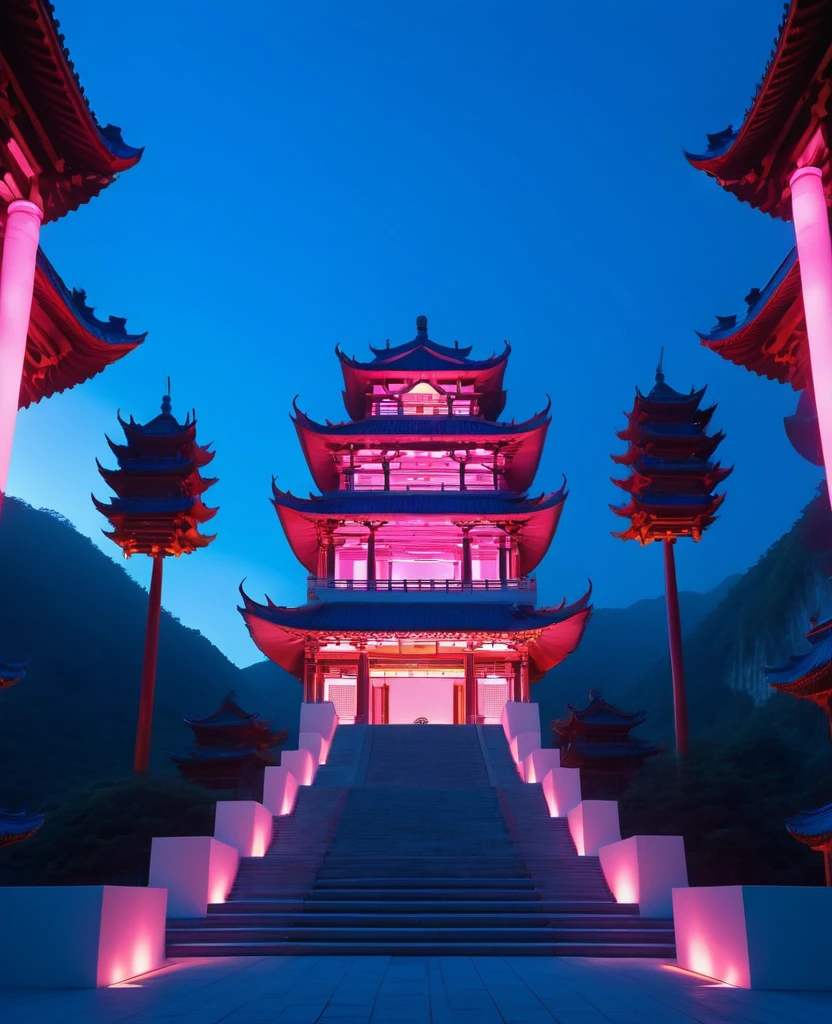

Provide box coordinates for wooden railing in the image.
[308,576,534,597]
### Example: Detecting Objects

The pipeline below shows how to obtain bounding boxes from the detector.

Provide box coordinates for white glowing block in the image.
[263,765,299,816]
[281,748,317,786]
[148,836,238,918]
[501,701,541,748]
[521,747,561,783]
[598,835,687,917]
[540,765,582,818]
[214,800,273,858]
[567,800,621,856]
[0,885,166,988]
[673,886,832,989]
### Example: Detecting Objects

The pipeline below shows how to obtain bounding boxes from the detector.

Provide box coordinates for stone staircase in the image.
[167,724,675,956]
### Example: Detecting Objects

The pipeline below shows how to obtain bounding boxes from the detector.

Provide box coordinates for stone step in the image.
[167,939,676,958]
[175,912,672,930]
[210,898,637,915]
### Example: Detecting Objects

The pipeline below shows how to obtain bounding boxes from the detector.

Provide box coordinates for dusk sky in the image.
[8,0,822,668]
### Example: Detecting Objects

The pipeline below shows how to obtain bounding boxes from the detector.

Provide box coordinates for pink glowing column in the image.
[791,164,832,497]
[0,199,43,502]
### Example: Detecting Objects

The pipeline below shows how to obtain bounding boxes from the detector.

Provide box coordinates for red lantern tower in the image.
[611,357,732,755]
[94,392,217,772]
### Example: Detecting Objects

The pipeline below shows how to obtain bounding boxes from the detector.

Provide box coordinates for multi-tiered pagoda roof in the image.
[766,617,832,721]
[553,689,660,797]
[337,317,509,420]
[93,396,218,557]
[610,369,732,544]
[0,0,145,404]
[241,316,590,723]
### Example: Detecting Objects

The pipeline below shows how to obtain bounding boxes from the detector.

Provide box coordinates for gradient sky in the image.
[8,1,822,667]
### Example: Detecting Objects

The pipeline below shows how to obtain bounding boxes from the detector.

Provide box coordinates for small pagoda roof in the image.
[0,656,28,689]
[270,482,567,576]
[785,802,832,849]
[766,617,832,696]
[555,689,647,730]
[238,585,592,683]
[697,249,808,389]
[183,692,259,728]
[338,316,510,420]
[13,245,145,408]
[685,1,832,218]
[292,401,550,493]
[0,809,44,846]
[0,1,143,222]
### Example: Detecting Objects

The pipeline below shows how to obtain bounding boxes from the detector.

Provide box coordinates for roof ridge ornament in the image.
[655,347,665,384]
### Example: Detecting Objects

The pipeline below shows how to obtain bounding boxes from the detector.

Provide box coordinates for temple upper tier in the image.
[337,316,510,420]
[292,400,550,493]
[685,0,832,218]
[0,1,143,221]
[271,483,566,578]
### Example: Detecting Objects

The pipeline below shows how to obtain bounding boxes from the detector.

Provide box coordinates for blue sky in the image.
[8,1,821,667]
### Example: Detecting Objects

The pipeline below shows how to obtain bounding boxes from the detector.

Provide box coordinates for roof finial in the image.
[162,377,172,416]
[655,347,665,384]
[416,314,428,336]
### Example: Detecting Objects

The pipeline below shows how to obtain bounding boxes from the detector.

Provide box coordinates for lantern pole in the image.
[134,552,164,773]
[663,538,689,757]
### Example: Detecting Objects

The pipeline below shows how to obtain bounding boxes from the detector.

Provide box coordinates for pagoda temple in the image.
[553,690,660,799]
[171,692,288,798]
[687,0,832,482]
[0,1,144,501]
[240,316,591,725]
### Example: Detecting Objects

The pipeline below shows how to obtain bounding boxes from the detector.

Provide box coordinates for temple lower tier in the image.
[303,644,529,725]
[239,590,592,725]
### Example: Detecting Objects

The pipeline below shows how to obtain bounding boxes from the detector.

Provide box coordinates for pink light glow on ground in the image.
[791,163,832,501]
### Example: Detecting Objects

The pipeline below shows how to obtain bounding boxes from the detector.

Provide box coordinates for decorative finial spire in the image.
[416,315,428,335]
[162,377,172,416]
[655,347,665,384]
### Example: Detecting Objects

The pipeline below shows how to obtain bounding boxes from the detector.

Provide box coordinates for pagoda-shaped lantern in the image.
[553,689,660,798]
[94,391,217,772]
[611,356,732,755]
[171,692,288,797]
[0,654,43,847]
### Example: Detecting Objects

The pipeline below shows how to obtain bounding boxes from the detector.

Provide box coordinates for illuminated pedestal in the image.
[148,836,238,918]
[0,885,166,988]
[299,701,338,761]
[282,747,317,786]
[501,701,541,749]
[567,800,621,856]
[598,835,687,917]
[263,765,299,816]
[673,885,832,989]
[214,800,273,858]
[521,747,561,783]
[540,765,582,818]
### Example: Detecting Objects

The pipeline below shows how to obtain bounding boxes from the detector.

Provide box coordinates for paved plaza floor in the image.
[3,955,832,1024]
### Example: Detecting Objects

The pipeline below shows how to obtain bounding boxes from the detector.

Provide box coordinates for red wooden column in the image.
[356,645,370,724]
[464,646,477,723]
[134,552,164,773]
[663,538,689,756]
[513,658,522,703]
[303,644,316,703]
[520,650,530,703]
[314,659,325,703]
[461,526,473,584]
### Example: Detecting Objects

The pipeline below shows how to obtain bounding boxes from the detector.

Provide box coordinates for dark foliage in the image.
[0,775,217,887]
[619,695,832,886]
[0,498,300,807]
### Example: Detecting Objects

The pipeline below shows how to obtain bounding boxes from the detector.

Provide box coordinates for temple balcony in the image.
[307,575,537,603]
